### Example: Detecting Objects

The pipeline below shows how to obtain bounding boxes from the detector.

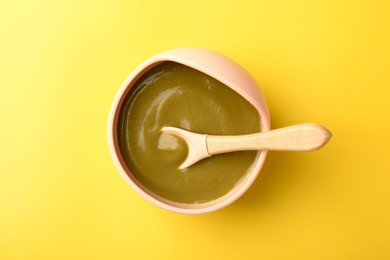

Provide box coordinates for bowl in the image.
[107,48,270,214]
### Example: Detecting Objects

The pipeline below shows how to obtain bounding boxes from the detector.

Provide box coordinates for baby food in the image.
[118,62,260,203]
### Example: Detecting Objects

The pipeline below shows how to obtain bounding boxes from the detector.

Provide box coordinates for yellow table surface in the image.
[1,0,389,259]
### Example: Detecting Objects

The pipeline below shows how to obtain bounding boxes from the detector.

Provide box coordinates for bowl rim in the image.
[107,48,270,214]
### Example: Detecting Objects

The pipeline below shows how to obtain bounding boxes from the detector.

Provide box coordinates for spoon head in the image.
[161,127,210,169]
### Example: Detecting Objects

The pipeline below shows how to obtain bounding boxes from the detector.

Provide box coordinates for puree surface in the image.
[118,62,260,203]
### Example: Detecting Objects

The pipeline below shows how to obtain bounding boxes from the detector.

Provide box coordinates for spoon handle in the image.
[206,123,332,155]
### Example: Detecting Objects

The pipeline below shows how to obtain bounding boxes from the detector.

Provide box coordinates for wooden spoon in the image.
[161,123,332,169]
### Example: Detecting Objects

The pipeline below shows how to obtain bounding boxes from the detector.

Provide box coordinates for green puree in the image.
[118,62,260,204]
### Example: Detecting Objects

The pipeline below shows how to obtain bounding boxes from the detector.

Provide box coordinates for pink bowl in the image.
[108,48,270,214]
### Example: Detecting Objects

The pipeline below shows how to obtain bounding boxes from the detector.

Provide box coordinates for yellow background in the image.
[1,0,389,259]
